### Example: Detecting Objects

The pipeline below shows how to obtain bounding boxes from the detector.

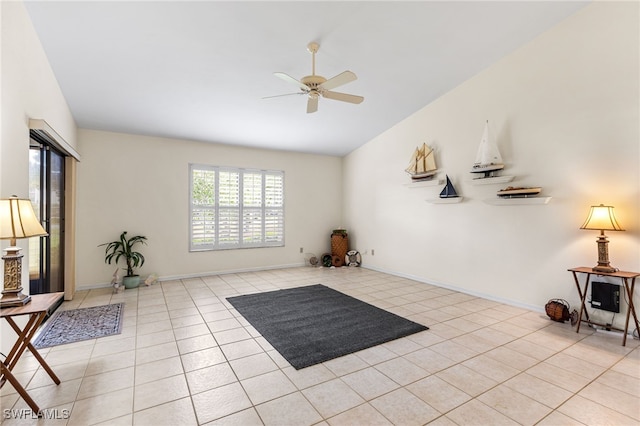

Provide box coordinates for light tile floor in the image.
[2,267,639,425]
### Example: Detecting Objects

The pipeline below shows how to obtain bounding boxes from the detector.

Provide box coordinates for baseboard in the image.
[77,262,306,291]
[160,262,305,281]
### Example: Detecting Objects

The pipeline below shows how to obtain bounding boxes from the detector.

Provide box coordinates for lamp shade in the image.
[0,196,48,244]
[580,204,624,231]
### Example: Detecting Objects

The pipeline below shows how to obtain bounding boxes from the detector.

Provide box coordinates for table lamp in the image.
[580,204,624,273]
[0,196,48,308]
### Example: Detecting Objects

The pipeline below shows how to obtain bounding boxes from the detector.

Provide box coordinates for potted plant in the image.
[100,231,147,289]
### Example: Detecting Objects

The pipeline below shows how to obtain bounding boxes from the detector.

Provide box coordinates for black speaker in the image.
[591,281,620,313]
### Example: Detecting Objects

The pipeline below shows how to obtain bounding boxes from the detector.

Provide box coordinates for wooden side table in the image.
[1,292,63,415]
[569,267,640,346]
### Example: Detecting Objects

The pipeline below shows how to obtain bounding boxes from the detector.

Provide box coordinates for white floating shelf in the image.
[427,197,464,204]
[484,197,552,205]
[469,175,515,185]
[403,178,444,188]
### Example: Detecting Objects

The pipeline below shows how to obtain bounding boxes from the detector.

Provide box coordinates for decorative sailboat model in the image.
[406,143,437,181]
[496,186,542,198]
[426,174,463,203]
[471,121,505,179]
[439,175,459,198]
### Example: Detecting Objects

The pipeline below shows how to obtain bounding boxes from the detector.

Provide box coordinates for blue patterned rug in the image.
[33,303,125,348]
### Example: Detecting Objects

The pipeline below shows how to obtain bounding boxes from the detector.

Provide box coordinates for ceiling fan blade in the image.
[262,92,305,99]
[323,90,364,104]
[319,71,357,91]
[274,72,308,92]
[307,96,318,114]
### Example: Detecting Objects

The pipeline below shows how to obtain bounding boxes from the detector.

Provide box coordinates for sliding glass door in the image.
[29,140,65,294]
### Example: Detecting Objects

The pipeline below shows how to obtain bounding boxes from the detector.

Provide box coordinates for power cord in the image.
[606,312,616,331]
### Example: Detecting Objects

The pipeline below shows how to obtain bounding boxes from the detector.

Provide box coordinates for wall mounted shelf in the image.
[469,175,514,185]
[403,178,443,188]
[427,197,464,204]
[483,197,552,205]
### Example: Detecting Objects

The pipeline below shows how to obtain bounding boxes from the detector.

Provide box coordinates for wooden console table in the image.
[568,267,640,346]
[1,292,63,415]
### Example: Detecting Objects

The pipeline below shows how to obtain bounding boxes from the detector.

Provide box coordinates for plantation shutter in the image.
[265,172,284,244]
[243,172,263,245]
[190,167,216,249]
[190,165,284,251]
[218,170,240,247]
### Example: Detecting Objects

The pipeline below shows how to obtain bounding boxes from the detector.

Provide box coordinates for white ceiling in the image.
[24,1,588,156]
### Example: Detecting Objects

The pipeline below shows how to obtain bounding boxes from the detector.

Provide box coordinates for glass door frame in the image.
[29,137,65,295]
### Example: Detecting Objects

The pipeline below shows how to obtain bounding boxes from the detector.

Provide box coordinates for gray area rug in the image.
[33,303,124,349]
[226,284,428,369]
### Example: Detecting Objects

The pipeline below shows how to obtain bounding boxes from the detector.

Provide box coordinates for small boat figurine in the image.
[406,143,437,181]
[471,120,505,178]
[497,186,542,198]
[439,175,460,198]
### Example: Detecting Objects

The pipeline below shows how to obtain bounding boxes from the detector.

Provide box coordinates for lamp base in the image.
[2,246,31,308]
[0,290,31,308]
[592,265,617,274]
[592,233,617,274]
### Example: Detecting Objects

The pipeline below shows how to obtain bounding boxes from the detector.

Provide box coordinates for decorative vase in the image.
[123,275,140,289]
[331,229,348,265]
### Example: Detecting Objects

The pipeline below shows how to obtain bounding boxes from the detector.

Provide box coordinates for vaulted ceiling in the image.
[24,1,588,156]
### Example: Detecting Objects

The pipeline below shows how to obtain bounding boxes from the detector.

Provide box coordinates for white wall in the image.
[76,129,342,287]
[343,2,639,329]
[1,1,76,352]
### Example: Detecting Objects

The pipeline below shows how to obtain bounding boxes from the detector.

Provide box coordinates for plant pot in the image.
[123,275,140,289]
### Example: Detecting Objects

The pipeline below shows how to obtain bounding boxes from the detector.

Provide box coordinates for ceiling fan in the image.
[266,42,364,114]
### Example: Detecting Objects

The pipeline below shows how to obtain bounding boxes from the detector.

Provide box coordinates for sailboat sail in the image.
[471,121,504,175]
[439,175,459,198]
[406,143,437,180]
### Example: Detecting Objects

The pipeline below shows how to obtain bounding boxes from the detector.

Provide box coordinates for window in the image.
[190,164,284,251]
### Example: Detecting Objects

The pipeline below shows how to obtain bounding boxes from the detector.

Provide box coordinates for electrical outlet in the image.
[300,247,304,253]
[371,249,375,256]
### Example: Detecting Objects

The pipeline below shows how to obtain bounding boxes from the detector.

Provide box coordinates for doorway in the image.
[29,139,65,295]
